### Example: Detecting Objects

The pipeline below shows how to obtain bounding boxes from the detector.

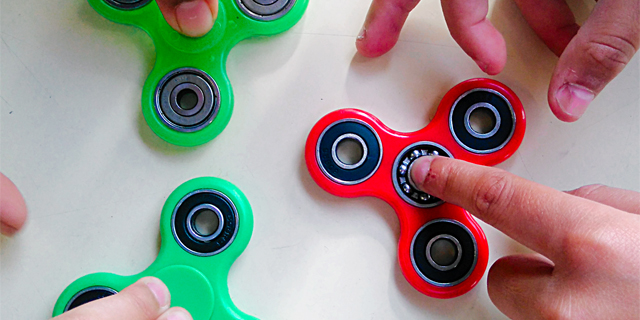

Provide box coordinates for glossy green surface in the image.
[89,0,307,146]
[52,177,256,320]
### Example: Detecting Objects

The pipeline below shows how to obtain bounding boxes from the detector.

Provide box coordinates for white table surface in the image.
[1,0,638,319]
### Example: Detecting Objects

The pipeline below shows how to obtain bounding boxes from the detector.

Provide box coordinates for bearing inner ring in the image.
[392,141,452,208]
[64,286,118,312]
[331,133,369,170]
[104,0,152,10]
[171,189,239,257]
[235,0,297,21]
[170,83,205,117]
[186,203,225,242]
[464,102,501,139]
[316,119,383,185]
[449,88,515,154]
[155,68,220,133]
[426,234,463,271]
[410,219,478,287]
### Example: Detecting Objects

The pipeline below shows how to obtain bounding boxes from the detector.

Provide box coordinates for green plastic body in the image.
[52,177,256,320]
[88,0,308,146]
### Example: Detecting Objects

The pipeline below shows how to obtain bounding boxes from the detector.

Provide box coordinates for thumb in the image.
[156,0,218,37]
[54,277,175,320]
[548,0,639,122]
[487,255,555,320]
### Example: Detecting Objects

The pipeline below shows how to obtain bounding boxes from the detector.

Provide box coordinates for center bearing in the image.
[392,141,452,208]
[155,68,220,133]
[171,189,239,257]
[103,0,152,10]
[426,234,462,271]
[235,0,296,21]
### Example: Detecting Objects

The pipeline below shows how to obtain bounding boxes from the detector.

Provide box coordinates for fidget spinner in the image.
[305,78,526,298]
[89,0,308,146]
[52,177,256,320]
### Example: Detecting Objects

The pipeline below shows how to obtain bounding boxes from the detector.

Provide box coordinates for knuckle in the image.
[393,0,420,13]
[470,171,514,222]
[560,229,593,267]
[568,184,606,198]
[559,224,614,269]
[540,302,575,320]
[584,34,637,73]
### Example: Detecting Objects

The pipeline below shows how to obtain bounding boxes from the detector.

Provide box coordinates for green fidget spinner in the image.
[52,177,256,320]
[89,0,308,146]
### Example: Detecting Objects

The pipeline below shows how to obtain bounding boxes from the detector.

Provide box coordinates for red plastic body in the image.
[305,78,526,298]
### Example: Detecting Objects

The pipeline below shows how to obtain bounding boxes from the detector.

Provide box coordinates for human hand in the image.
[157,0,218,37]
[52,277,193,320]
[356,0,639,122]
[409,156,640,319]
[0,173,27,236]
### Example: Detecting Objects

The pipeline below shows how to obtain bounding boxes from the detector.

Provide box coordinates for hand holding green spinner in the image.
[89,0,307,146]
[52,177,255,320]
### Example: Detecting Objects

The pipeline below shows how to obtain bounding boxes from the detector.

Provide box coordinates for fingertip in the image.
[355,0,420,58]
[473,26,506,75]
[409,156,435,192]
[138,277,171,310]
[0,222,18,236]
[475,57,504,76]
[545,0,638,123]
[0,173,27,236]
[548,82,594,122]
[355,26,398,58]
[175,0,215,38]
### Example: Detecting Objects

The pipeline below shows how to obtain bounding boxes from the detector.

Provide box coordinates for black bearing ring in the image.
[155,68,220,133]
[449,89,516,154]
[411,219,477,287]
[104,0,152,10]
[392,141,452,208]
[235,0,297,21]
[171,190,239,257]
[316,119,383,185]
[64,286,118,312]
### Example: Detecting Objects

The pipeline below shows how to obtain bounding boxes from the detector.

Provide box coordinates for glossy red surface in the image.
[305,78,526,298]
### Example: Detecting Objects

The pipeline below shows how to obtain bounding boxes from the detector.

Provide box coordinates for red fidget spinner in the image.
[305,78,526,298]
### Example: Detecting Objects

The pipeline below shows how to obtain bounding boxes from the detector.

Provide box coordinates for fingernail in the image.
[176,0,214,38]
[357,26,366,41]
[410,156,434,192]
[474,59,489,74]
[141,277,170,308]
[165,308,192,320]
[555,83,594,119]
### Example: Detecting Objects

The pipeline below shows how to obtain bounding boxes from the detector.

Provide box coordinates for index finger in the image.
[409,156,625,261]
[356,0,422,58]
[441,0,506,75]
